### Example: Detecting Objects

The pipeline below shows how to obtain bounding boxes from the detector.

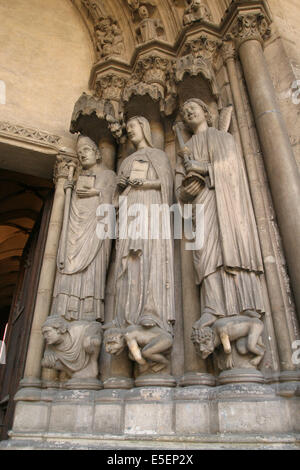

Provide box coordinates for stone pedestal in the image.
[6,384,299,449]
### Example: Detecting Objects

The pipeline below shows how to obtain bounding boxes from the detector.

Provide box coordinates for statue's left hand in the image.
[76,188,101,198]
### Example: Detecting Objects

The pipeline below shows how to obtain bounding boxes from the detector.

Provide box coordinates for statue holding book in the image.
[51,135,116,322]
[111,116,175,375]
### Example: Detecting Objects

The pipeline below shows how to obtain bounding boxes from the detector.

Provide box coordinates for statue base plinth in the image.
[64,377,102,390]
[103,376,134,390]
[135,373,176,388]
[179,372,216,387]
[218,368,265,385]
[7,385,300,448]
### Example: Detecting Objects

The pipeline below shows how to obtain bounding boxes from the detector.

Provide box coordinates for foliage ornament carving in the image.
[0,121,61,147]
[229,13,271,49]
[123,55,173,113]
[53,155,77,184]
[173,36,221,105]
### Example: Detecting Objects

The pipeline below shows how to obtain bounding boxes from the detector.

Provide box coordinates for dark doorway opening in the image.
[0,169,53,440]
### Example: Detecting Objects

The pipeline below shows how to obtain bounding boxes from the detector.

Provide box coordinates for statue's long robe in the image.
[51,165,116,322]
[176,128,265,318]
[114,147,175,334]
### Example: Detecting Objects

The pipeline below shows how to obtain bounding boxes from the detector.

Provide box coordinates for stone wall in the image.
[0,0,93,148]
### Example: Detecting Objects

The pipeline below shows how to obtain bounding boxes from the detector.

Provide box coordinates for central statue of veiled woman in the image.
[111,116,175,382]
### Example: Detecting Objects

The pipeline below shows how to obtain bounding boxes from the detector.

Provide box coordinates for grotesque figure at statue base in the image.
[192,315,265,371]
[104,322,173,377]
[42,316,103,389]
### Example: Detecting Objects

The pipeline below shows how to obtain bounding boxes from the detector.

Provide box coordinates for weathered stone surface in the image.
[1,0,300,448]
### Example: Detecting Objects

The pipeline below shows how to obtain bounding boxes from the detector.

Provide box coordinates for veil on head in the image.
[127,116,154,148]
[76,135,102,162]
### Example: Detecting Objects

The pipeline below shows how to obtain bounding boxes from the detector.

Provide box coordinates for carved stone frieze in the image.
[0,121,61,147]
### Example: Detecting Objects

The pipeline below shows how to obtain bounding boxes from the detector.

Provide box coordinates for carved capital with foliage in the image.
[123,54,173,112]
[54,155,77,184]
[221,40,237,63]
[229,13,271,50]
[95,74,127,102]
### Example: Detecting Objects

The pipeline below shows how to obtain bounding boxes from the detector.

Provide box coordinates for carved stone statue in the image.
[41,316,102,387]
[176,98,265,371]
[183,0,213,26]
[192,315,265,370]
[109,116,175,382]
[51,135,116,322]
[95,17,124,58]
[136,6,165,43]
[104,324,173,373]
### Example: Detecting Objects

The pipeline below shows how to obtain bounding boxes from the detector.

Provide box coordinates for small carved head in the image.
[77,135,102,168]
[138,5,149,19]
[181,98,213,129]
[103,328,126,356]
[42,316,69,345]
[191,325,215,359]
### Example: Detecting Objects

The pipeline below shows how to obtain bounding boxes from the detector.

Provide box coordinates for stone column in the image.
[20,153,76,389]
[231,13,300,325]
[179,239,216,387]
[222,40,299,378]
[98,136,117,172]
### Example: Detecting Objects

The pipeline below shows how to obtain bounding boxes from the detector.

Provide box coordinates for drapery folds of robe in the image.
[113,147,175,335]
[52,166,116,322]
[176,127,265,318]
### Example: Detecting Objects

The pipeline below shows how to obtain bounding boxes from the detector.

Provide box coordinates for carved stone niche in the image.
[70,92,122,170]
[173,35,222,119]
[123,54,176,116]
